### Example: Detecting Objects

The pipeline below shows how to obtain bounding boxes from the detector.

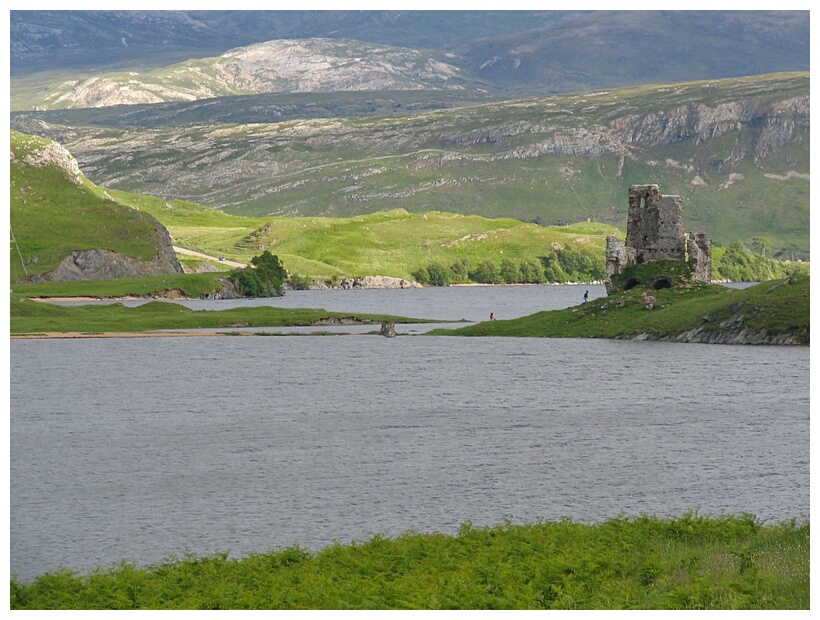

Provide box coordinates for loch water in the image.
[10,284,809,581]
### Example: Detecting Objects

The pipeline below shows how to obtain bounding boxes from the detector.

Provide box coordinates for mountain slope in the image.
[9,131,183,283]
[13,73,809,257]
[10,10,573,75]
[455,10,809,93]
[20,38,476,110]
[11,10,809,97]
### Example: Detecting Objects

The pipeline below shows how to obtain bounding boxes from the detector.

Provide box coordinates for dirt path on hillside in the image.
[174,246,246,268]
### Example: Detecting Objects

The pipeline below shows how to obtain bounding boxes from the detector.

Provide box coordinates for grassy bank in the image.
[11,272,232,300]
[9,296,434,335]
[431,270,809,345]
[10,514,808,609]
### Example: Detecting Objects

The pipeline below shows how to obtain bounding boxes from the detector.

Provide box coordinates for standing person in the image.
[583,290,589,303]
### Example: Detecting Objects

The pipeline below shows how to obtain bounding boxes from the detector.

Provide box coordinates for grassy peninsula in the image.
[9,295,433,337]
[11,514,808,610]
[431,265,809,345]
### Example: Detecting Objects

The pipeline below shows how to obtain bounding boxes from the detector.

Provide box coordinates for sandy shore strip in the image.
[30,296,148,303]
[11,331,247,340]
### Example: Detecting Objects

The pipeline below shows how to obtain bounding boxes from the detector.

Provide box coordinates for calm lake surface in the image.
[10,284,808,581]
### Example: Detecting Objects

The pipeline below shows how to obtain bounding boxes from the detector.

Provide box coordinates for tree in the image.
[229,250,287,297]
[449,258,470,282]
[500,258,522,284]
[411,266,430,285]
[520,259,546,284]
[751,236,772,258]
[426,262,451,286]
[469,260,502,284]
[775,243,802,262]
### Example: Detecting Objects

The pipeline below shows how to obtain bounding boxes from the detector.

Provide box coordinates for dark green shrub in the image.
[426,262,451,286]
[229,250,287,297]
[500,258,522,284]
[470,260,502,284]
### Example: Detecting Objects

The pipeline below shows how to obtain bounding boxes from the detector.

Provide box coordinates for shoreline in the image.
[10,331,246,339]
[27,279,742,303]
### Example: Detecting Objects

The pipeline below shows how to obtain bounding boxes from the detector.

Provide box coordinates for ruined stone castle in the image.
[605,184,711,292]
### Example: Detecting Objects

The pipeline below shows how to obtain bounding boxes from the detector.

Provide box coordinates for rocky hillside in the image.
[10,131,183,283]
[29,38,475,110]
[13,73,809,257]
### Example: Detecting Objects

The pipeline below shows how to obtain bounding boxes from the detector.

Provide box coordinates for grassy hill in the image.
[13,73,809,259]
[9,129,615,285]
[109,189,615,280]
[9,131,179,283]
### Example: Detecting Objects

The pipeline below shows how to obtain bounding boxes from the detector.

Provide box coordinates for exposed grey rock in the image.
[36,38,468,109]
[309,275,421,290]
[200,278,239,300]
[379,322,396,338]
[26,217,183,283]
[17,139,83,184]
[29,245,182,283]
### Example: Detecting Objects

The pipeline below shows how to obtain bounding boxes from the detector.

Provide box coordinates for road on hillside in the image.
[173,246,247,268]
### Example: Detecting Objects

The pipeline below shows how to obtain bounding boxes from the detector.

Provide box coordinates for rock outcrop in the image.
[30,247,181,283]
[26,223,184,283]
[309,275,422,290]
[38,38,468,109]
[20,140,84,184]
[13,135,186,283]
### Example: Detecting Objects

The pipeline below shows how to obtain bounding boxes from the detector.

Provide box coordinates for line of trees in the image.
[714,242,805,282]
[411,246,606,286]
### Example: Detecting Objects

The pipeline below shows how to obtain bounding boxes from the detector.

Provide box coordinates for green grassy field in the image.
[10,514,809,609]
[107,188,618,280]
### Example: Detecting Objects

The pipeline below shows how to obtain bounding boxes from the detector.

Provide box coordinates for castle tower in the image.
[605,184,711,292]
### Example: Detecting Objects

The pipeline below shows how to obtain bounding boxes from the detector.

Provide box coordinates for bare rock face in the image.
[20,140,83,184]
[39,38,467,109]
[28,224,184,283]
[310,275,421,290]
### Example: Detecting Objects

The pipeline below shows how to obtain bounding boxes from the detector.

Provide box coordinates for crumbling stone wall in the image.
[687,232,712,282]
[625,184,686,262]
[606,184,711,288]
